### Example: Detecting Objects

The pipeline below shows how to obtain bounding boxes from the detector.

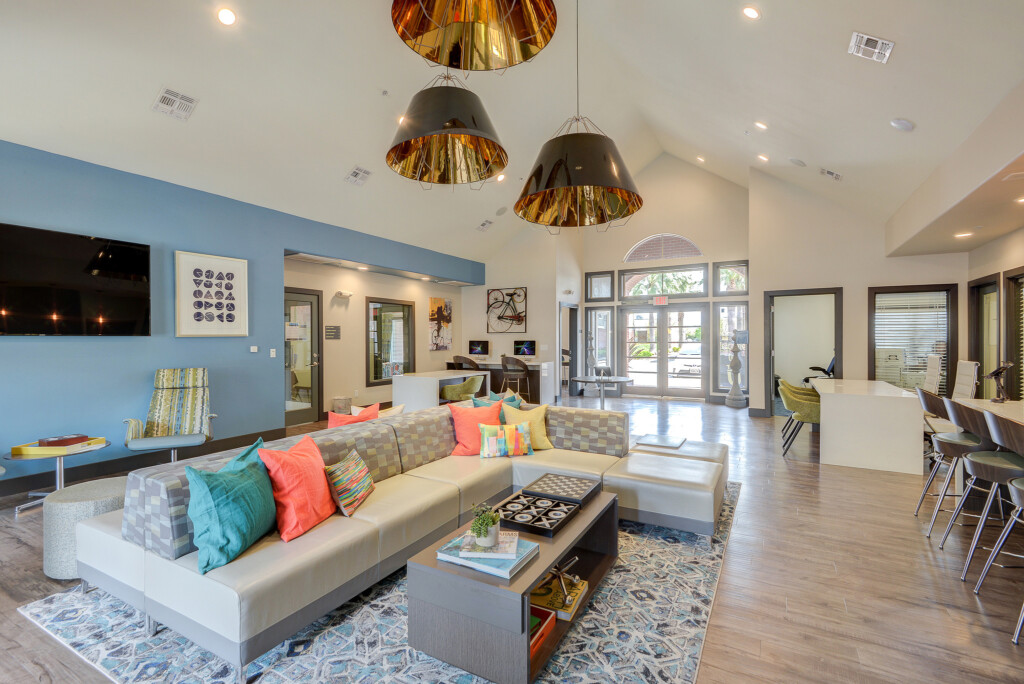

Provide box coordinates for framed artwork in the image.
[175,250,249,337]
[487,287,527,333]
[429,297,453,350]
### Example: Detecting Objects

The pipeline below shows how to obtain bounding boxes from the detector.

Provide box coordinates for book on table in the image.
[459,531,519,559]
[437,535,539,579]
[529,578,589,620]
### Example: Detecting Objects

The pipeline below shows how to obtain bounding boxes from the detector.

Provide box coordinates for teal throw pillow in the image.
[474,395,523,422]
[186,438,276,574]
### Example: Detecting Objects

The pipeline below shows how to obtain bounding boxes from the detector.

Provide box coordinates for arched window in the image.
[623,234,702,263]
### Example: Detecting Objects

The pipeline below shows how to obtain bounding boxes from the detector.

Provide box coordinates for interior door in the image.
[621,305,706,398]
[979,283,998,398]
[285,289,322,426]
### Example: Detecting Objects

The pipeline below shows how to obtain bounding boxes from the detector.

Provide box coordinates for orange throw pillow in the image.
[449,401,502,456]
[328,403,379,428]
[257,435,337,541]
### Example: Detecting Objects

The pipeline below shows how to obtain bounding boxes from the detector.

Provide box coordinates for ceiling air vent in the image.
[848,32,894,64]
[476,220,493,232]
[820,168,842,182]
[153,88,198,121]
[1002,172,1024,182]
[345,166,372,186]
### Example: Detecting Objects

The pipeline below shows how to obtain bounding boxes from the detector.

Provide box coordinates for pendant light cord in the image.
[575,0,580,119]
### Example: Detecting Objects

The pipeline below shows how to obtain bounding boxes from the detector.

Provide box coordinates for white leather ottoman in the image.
[630,440,730,483]
[602,454,724,536]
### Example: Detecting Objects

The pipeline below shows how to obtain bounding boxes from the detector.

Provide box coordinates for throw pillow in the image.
[502,404,553,450]
[480,423,534,458]
[449,401,503,455]
[324,450,375,516]
[351,403,404,417]
[185,438,276,574]
[258,435,337,542]
[328,404,379,428]
[489,389,522,402]
[472,395,523,422]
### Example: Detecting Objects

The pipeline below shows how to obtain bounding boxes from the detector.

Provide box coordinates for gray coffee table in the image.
[407,491,618,684]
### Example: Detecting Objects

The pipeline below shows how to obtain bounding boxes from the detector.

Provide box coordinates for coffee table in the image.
[407,491,618,684]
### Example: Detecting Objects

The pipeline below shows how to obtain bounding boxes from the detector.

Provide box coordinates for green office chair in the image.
[440,375,484,402]
[124,368,216,463]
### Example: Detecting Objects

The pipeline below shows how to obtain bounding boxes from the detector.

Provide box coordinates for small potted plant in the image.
[470,503,500,547]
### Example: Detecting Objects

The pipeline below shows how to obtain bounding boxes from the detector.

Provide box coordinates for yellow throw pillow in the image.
[502,404,553,450]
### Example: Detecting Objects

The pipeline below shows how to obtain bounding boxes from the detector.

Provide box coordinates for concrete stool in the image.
[630,440,730,483]
[44,476,128,580]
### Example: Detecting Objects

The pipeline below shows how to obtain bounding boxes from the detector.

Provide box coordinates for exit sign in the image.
[653,296,668,306]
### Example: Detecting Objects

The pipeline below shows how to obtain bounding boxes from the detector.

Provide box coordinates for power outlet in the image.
[250,345,258,353]
[354,389,359,397]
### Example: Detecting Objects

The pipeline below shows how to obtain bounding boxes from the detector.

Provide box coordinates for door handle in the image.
[310,361,320,367]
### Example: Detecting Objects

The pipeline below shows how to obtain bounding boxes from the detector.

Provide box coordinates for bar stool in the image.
[777,385,819,457]
[914,390,981,529]
[778,380,819,442]
[452,355,480,370]
[938,405,1024,581]
[974,476,1024,597]
[500,356,530,399]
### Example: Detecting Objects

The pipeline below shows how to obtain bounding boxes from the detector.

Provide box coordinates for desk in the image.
[4,440,110,519]
[811,378,922,474]
[392,370,490,412]
[572,376,633,410]
[446,360,554,404]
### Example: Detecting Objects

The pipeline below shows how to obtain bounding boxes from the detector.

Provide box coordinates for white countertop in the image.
[811,378,915,398]
[956,398,1024,423]
[398,370,489,380]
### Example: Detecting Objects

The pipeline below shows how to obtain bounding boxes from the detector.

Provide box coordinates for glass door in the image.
[285,289,321,426]
[621,305,706,398]
[979,284,998,398]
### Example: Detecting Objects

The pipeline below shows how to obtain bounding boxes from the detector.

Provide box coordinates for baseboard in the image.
[708,395,725,405]
[747,407,771,418]
[0,428,286,497]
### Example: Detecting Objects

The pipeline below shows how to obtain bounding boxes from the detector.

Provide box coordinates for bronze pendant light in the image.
[514,1,642,232]
[387,75,508,185]
[392,0,557,72]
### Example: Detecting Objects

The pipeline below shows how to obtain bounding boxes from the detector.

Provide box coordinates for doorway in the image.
[764,288,843,416]
[285,288,323,426]
[620,304,708,398]
[558,303,580,398]
[969,275,999,399]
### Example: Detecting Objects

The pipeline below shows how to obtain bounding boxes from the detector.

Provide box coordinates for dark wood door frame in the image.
[285,287,325,421]
[1003,266,1024,399]
[968,273,1000,375]
[866,284,958,396]
[762,288,844,417]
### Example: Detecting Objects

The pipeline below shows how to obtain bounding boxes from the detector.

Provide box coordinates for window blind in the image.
[873,290,950,394]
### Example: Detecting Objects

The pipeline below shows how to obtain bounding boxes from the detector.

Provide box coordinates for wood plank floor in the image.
[3,399,1024,682]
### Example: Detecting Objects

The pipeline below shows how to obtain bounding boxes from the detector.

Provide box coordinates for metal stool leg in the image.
[927,457,960,538]
[961,483,1000,580]
[974,507,1020,594]
[783,421,804,456]
[916,456,945,516]
[939,475,976,549]
[1015,600,1024,644]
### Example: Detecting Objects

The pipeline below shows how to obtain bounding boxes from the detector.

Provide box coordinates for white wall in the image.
[772,294,835,386]
[284,260,462,407]
[748,169,968,412]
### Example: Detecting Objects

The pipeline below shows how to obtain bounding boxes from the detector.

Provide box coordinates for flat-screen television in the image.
[514,340,536,356]
[468,340,489,355]
[0,223,151,336]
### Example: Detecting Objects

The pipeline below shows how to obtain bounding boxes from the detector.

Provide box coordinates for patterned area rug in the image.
[20,483,738,684]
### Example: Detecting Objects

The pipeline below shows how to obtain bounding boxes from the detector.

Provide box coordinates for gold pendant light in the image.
[514,1,642,232]
[387,74,508,185]
[392,0,557,71]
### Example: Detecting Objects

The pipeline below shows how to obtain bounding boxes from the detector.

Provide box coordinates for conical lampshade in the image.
[514,129,643,228]
[392,0,557,71]
[387,84,508,184]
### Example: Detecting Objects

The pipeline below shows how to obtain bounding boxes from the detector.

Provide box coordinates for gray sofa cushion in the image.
[380,406,456,470]
[546,406,630,457]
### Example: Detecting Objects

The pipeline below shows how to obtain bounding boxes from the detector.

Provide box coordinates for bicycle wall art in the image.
[487,287,527,333]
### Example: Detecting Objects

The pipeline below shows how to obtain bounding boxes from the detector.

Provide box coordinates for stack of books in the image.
[529,577,589,620]
[436,531,539,579]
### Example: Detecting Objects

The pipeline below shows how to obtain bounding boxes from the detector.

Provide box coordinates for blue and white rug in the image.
[20,483,738,683]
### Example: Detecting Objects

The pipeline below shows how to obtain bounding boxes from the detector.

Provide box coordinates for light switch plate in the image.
[270,349,277,358]
[250,345,258,353]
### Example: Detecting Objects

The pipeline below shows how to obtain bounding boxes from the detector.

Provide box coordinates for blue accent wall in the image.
[0,140,484,478]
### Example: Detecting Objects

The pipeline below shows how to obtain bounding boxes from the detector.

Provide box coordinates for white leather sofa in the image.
[77,404,728,682]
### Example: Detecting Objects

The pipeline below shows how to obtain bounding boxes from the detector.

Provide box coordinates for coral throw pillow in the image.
[328,403,379,428]
[449,401,502,455]
[257,435,337,541]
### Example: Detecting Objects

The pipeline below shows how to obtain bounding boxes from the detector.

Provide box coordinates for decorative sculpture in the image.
[726,331,747,408]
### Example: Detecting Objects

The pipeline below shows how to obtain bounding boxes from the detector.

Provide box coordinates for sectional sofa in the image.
[76,404,727,682]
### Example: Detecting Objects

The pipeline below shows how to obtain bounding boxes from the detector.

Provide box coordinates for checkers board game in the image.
[522,473,601,507]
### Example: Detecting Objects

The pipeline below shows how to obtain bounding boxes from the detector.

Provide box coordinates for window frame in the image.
[867,284,958,396]
[584,305,616,374]
[713,260,750,297]
[713,301,749,394]
[365,296,416,388]
[618,263,709,301]
[584,270,616,303]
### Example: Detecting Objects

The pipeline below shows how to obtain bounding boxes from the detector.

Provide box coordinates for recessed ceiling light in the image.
[496,174,505,182]
[742,6,760,20]
[398,115,404,124]
[890,118,915,132]
[217,8,236,25]
[357,266,368,271]
[754,121,768,130]
[757,154,769,162]
[789,158,807,167]
[1016,196,1024,204]
[696,156,705,163]
[421,277,431,281]
[954,232,973,238]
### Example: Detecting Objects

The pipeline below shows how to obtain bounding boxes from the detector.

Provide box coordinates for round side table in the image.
[43,476,128,580]
[4,440,109,519]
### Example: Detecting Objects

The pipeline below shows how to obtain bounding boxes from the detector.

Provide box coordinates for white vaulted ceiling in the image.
[1,1,1023,261]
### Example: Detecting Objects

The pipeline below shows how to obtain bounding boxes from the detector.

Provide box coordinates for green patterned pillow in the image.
[480,423,534,458]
